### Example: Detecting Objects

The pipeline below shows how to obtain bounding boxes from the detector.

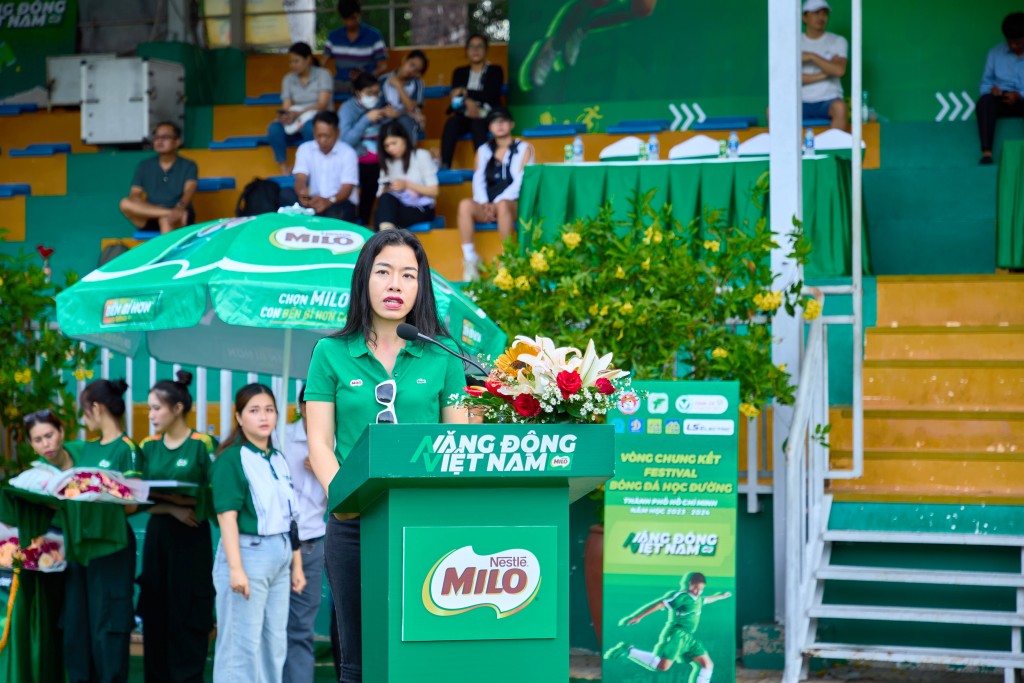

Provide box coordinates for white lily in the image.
[577,339,629,386]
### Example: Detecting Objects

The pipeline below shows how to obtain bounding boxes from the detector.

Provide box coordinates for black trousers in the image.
[325,516,361,683]
[977,93,1024,153]
[441,113,490,168]
[357,162,380,227]
[374,192,435,229]
[319,200,358,223]
[137,515,214,683]
[63,525,136,683]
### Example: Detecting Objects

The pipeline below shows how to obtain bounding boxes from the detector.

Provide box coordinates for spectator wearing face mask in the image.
[339,71,401,226]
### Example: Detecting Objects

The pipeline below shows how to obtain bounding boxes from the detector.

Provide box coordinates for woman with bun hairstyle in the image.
[137,370,217,683]
[211,383,305,683]
[64,378,142,683]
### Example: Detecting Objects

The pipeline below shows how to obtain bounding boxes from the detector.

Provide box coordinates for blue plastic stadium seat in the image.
[522,123,587,138]
[133,229,160,241]
[437,169,474,185]
[501,83,509,96]
[209,136,269,150]
[804,118,832,127]
[0,103,39,116]
[268,175,296,189]
[196,177,237,192]
[424,85,452,99]
[406,216,446,233]
[607,119,671,134]
[475,222,498,232]
[691,120,751,132]
[332,92,353,104]
[9,143,71,157]
[0,183,31,197]
[244,93,282,106]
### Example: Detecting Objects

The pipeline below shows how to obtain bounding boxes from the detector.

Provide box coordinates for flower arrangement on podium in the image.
[453,335,633,424]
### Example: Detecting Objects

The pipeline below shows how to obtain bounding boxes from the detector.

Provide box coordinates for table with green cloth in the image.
[997,140,1024,269]
[517,155,871,278]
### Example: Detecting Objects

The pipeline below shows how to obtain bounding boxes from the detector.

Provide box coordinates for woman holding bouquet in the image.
[304,229,468,683]
[138,371,217,683]
[0,410,80,683]
[64,378,143,683]
[211,383,306,683]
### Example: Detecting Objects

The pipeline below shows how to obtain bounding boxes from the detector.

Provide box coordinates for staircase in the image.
[787,275,1024,682]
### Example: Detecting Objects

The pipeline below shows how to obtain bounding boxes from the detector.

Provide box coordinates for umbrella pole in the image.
[279,328,293,450]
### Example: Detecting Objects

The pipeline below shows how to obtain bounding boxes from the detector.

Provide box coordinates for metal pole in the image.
[196,367,208,434]
[220,370,233,440]
[149,357,158,436]
[278,329,293,450]
[850,0,865,481]
[125,355,133,440]
[229,0,245,49]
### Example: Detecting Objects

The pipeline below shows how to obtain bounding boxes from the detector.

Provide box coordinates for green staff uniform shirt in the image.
[303,334,465,463]
[76,434,143,477]
[654,590,708,662]
[211,443,292,536]
[140,431,217,519]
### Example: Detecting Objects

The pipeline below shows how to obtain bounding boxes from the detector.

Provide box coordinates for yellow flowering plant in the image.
[0,247,96,478]
[465,186,812,411]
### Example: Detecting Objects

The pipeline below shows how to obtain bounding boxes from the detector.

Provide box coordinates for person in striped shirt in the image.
[324,0,388,94]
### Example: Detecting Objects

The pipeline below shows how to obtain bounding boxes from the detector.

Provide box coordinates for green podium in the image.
[328,424,615,683]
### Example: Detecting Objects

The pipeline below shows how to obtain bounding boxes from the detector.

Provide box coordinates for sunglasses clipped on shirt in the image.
[376,379,397,424]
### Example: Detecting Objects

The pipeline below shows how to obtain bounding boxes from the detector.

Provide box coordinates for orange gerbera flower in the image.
[494,340,539,376]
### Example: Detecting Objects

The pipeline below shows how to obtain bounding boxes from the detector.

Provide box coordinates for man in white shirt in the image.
[281,388,330,683]
[293,111,360,222]
[801,0,848,129]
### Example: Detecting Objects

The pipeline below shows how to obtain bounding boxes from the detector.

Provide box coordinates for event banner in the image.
[602,380,738,683]
[0,0,77,98]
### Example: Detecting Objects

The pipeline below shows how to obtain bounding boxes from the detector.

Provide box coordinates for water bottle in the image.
[861,91,869,122]
[719,139,728,159]
[803,127,815,155]
[727,131,739,159]
[647,134,659,161]
[572,135,584,163]
[639,139,649,162]
[564,143,573,163]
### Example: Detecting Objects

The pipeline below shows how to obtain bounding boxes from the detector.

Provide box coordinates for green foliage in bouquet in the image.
[0,249,96,477]
[464,183,816,419]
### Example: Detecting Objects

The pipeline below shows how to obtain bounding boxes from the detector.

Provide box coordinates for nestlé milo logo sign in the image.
[422,546,541,619]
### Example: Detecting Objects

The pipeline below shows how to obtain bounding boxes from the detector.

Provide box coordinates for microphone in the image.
[397,323,489,376]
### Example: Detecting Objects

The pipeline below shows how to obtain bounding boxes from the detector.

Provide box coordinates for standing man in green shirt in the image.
[118,121,198,234]
[305,229,468,683]
[605,571,731,682]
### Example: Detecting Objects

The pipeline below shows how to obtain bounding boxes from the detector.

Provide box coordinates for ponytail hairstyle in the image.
[215,383,277,457]
[150,370,194,416]
[80,378,129,420]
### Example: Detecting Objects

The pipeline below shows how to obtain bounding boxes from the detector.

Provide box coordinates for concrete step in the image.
[808,604,1024,627]
[807,642,1024,668]
[863,360,1024,411]
[876,274,1024,327]
[829,408,1024,454]
[821,529,1024,546]
[816,565,1024,587]
[866,326,1024,361]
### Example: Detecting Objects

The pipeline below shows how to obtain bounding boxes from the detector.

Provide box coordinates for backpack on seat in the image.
[236,178,281,217]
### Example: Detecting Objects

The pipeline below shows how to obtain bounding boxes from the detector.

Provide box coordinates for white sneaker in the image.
[462,254,482,282]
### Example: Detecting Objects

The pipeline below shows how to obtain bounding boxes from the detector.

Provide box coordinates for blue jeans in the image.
[267,119,315,163]
[802,99,836,120]
[282,537,324,683]
[213,533,292,683]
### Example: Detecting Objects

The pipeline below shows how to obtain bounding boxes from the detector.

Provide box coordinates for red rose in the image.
[513,394,542,418]
[556,370,583,399]
[595,378,615,395]
[485,380,511,402]
[464,385,484,398]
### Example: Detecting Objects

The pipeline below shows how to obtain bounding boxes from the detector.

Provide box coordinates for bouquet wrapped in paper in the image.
[0,524,67,573]
[48,468,150,504]
[453,335,632,424]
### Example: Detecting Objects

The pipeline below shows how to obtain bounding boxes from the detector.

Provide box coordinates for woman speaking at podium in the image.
[304,229,468,683]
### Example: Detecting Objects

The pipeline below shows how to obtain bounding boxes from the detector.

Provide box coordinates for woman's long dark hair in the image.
[215,383,276,457]
[333,229,453,348]
[80,378,129,420]
[377,120,414,174]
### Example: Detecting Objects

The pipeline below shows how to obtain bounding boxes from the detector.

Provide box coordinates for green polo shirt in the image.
[141,431,217,520]
[304,334,465,464]
[211,442,282,536]
[76,434,143,478]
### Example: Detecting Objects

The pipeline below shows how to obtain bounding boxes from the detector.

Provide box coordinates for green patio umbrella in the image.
[56,213,507,435]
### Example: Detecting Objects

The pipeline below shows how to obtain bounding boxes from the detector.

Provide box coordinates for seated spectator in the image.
[293,111,359,222]
[375,121,438,231]
[325,0,388,94]
[441,34,505,170]
[380,50,428,143]
[340,71,401,225]
[801,0,848,129]
[458,108,534,281]
[268,42,333,175]
[119,122,197,234]
[977,12,1024,165]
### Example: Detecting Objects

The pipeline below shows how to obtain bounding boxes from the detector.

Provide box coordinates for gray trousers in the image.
[282,536,325,683]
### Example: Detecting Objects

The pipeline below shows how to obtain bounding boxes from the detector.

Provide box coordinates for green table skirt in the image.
[0,570,65,683]
[517,156,871,278]
[997,140,1024,269]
